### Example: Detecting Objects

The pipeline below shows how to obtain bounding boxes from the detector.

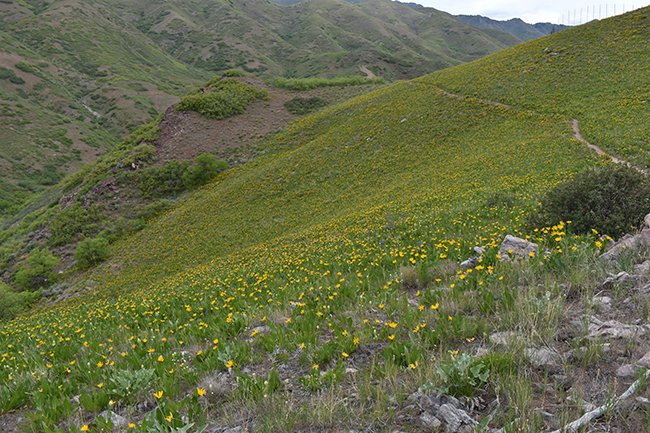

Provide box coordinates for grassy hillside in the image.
[0,9,648,433]
[422,8,650,168]
[0,0,519,218]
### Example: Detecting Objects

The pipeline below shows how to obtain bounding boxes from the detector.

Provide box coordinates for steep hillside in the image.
[456,15,568,41]
[0,8,648,433]
[0,0,518,216]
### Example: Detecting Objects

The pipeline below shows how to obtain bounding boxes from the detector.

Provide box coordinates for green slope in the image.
[0,9,648,432]
[422,8,650,168]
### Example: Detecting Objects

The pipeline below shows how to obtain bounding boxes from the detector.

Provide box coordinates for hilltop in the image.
[0,0,518,216]
[0,7,648,433]
[455,15,569,41]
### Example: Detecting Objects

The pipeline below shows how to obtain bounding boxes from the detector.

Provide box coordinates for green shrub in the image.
[49,204,104,246]
[529,165,650,238]
[182,153,229,188]
[176,79,269,119]
[0,67,25,85]
[136,154,228,198]
[0,282,40,321]
[74,237,110,269]
[434,353,489,397]
[284,96,328,115]
[13,248,59,291]
[137,160,191,198]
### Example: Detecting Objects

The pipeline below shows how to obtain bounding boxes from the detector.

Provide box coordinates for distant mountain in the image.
[0,0,519,217]
[456,15,569,41]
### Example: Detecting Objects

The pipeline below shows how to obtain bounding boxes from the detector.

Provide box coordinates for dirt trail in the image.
[572,119,647,174]
[359,65,376,79]
[426,83,646,174]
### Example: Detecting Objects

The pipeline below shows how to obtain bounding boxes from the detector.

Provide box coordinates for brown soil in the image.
[155,87,299,164]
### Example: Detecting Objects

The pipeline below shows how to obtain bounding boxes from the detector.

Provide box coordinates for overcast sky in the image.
[417,0,650,24]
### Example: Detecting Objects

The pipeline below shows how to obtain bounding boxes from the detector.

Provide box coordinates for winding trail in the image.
[424,83,647,174]
[572,119,647,174]
[359,65,377,79]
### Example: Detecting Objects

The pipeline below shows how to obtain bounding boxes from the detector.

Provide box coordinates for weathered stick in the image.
[547,369,650,433]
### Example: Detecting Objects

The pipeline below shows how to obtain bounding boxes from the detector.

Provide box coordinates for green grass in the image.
[0,0,519,216]
[270,76,384,90]
[0,9,648,432]
[419,8,650,168]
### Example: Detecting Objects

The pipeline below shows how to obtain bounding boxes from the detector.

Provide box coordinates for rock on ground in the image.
[498,235,538,261]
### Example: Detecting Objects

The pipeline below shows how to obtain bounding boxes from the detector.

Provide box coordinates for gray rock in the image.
[437,403,477,432]
[636,350,650,368]
[633,260,650,276]
[645,213,650,229]
[601,227,650,261]
[489,331,519,346]
[223,427,244,433]
[525,347,562,370]
[616,364,639,378]
[473,246,486,256]
[420,412,443,428]
[250,325,270,336]
[97,411,128,429]
[498,235,538,262]
[588,317,650,339]
[592,295,612,312]
[460,257,478,270]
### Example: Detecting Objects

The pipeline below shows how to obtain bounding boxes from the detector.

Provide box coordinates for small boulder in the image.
[420,412,442,428]
[600,226,650,261]
[524,347,562,371]
[633,260,650,276]
[498,235,538,261]
[616,364,639,378]
[437,403,477,432]
[588,317,650,339]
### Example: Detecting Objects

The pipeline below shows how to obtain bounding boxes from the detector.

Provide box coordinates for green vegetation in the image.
[0,8,648,433]
[135,153,229,198]
[74,237,110,269]
[13,248,59,292]
[530,165,650,238]
[271,76,384,91]
[419,9,650,168]
[0,282,40,322]
[0,0,518,215]
[284,96,329,115]
[176,79,269,119]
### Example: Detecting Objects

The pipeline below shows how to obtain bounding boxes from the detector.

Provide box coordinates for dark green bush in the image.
[529,165,650,238]
[176,79,269,119]
[0,67,25,85]
[74,237,110,269]
[13,248,59,291]
[136,154,228,198]
[284,96,328,115]
[0,282,40,321]
[137,160,191,198]
[49,204,104,246]
[182,153,228,187]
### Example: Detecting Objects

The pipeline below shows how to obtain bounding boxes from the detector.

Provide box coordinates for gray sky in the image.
[417,0,650,24]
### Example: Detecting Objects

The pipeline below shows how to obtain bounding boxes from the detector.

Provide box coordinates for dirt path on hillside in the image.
[572,119,647,174]
[359,65,376,79]
[428,83,645,174]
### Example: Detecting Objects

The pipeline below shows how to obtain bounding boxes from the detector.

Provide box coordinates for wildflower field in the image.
[1,8,648,433]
